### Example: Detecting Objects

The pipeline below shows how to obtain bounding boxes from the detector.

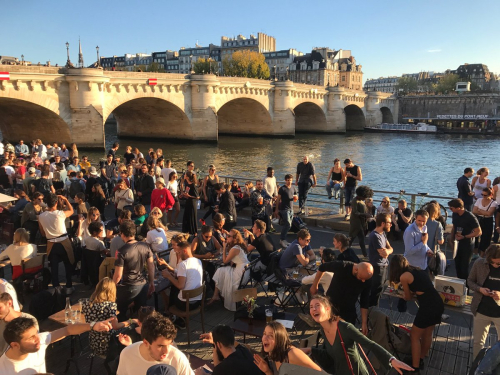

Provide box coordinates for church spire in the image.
[78,37,84,68]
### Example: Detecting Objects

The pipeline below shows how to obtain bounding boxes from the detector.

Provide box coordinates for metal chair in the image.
[238,257,261,289]
[168,283,206,346]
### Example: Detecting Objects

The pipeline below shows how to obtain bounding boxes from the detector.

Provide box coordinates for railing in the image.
[218,174,455,221]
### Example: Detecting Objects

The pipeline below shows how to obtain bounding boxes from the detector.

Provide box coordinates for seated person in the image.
[195,325,263,375]
[279,229,316,270]
[0,292,38,354]
[394,199,413,236]
[146,216,169,252]
[333,233,360,263]
[244,219,275,272]
[106,210,132,240]
[0,228,38,280]
[191,225,221,292]
[133,204,148,226]
[161,241,203,328]
[0,279,20,311]
[75,192,90,216]
[117,312,194,375]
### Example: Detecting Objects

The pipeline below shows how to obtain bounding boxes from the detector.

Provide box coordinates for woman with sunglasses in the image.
[21,192,45,243]
[473,187,497,257]
[468,244,500,358]
[77,207,106,242]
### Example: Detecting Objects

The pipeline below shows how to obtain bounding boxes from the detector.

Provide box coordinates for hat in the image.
[156,177,166,186]
[146,364,177,375]
[89,166,98,176]
[28,167,36,174]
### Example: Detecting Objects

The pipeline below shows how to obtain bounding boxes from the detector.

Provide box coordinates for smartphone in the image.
[153,254,167,271]
[202,365,213,374]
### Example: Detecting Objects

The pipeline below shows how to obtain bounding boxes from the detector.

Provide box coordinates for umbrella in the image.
[0,193,18,204]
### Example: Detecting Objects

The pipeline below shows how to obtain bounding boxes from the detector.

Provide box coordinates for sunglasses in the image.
[491,261,500,266]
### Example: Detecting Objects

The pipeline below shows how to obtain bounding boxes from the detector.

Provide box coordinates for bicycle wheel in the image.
[421,202,449,224]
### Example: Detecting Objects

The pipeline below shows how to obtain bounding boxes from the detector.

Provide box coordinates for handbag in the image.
[337,325,378,375]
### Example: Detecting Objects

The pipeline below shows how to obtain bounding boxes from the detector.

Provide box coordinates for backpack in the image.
[35,178,52,195]
[428,249,447,276]
[290,215,307,233]
[69,179,84,199]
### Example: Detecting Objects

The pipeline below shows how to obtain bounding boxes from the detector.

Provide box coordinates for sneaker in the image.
[344,214,350,221]
[268,227,277,233]
[65,287,75,295]
[280,240,290,248]
[299,208,305,215]
[173,317,186,329]
[199,219,206,226]
[298,313,319,328]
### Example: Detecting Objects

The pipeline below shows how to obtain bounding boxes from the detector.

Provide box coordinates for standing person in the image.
[14,140,29,158]
[303,295,412,375]
[473,187,497,257]
[424,202,445,254]
[108,142,119,160]
[136,163,155,212]
[0,316,112,374]
[389,255,444,372]
[403,210,432,271]
[112,220,155,322]
[123,146,135,165]
[348,185,373,258]
[343,158,362,220]
[326,158,345,199]
[200,165,219,225]
[181,171,199,236]
[69,142,79,160]
[151,177,174,226]
[160,159,176,183]
[215,182,237,231]
[449,198,481,281]
[457,167,475,212]
[310,261,373,331]
[472,167,491,200]
[114,179,134,217]
[468,244,500,358]
[274,174,297,248]
[101,153,117,197]
[180,160,196,192]
[21,192,44,244]
[295,156,317,215]
[368,213,393,307]
[394,200,413,238]
[264,167,278,232]
[166,171,180,227]
[38,193,75,294]
[89,183,107,219]
[117,313,194,375]
[333,233,360,263]
[250,180,272,231]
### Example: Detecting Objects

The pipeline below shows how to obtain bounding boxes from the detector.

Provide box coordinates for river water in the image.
[84,124,499,200]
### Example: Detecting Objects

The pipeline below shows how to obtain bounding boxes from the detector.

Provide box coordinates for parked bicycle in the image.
[390,189,448,223]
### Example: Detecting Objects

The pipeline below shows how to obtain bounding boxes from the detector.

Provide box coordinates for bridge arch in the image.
[293,102,327,133]
[344,104,366,131]
[0,97,72,143]
[105,97,193,140]
[380,106,394,123]
[217,98,272,135]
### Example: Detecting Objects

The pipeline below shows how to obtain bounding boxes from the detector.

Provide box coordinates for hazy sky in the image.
[3,0,499,81]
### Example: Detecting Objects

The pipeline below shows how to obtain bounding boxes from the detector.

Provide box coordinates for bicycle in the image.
[390,189,448,224]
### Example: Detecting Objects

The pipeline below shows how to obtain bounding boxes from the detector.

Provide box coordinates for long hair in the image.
[13,228,30,244]
[86,207,101,225]
[309,295,340,323]
[485,244,500,264]
[147,215,165,231]
[261,321,291,363]
[90,277,116,304]
[389,254,418,284]
[229,229,246,249]
[93,183,106,199]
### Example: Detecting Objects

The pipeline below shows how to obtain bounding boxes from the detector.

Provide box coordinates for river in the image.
[83,124,499,200]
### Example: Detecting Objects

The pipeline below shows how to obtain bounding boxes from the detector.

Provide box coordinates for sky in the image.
[3,0,499,81]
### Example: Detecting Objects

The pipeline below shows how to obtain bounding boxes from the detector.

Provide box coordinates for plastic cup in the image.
[258,196,264,205]
[265,309,273,323]
[293,195,298,202]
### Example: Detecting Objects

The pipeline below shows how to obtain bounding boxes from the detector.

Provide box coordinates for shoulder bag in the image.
[338,325,378,375]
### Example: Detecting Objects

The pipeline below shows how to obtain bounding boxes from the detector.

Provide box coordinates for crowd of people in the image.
[0,138,497,374]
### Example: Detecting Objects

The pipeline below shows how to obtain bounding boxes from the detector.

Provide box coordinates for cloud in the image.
[427,49,442,53]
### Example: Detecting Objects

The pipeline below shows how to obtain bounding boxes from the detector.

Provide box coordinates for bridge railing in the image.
[217,174,454,220]
[106,71,189,80]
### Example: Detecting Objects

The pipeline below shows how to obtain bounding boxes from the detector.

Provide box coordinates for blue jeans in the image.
[280,209,293,241]
[476,341,500,375]
[326,181,342,198]
[298,180,312,209]
[344,186,356,208]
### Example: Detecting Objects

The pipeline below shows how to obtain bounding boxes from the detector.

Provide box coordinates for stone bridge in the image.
[0,66,397,148]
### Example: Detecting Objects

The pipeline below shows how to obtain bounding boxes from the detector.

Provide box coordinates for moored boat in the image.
[364,122,437,133]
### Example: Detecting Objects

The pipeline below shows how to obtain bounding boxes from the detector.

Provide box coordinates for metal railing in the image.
[218,174,455,220]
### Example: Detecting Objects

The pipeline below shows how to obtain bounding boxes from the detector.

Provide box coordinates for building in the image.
[263,49,303,81]
[452,63,491,90]
[0,56,19,65]
[166,58,180,73]
[100,55,125,70]
[152,50,178,71]
[364,77,399,93]
[288,48,363,89]
[220,33,276,60]
[178,44,221,74]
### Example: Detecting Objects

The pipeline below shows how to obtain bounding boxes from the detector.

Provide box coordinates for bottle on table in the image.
[65,297,72,324]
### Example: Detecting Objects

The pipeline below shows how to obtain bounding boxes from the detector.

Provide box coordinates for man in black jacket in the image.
[136,164,155,212]
[214,183,237,230]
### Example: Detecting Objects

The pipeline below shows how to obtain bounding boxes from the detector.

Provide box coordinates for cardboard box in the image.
[435,275,467,306]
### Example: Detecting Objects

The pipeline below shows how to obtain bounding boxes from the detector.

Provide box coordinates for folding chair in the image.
[254,250,281,297]
[274,266,306,313]
[238,257,261,290]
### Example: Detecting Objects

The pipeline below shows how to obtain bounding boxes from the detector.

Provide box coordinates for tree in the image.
[435,73,460,93]
[222,50,270,79]
[193,58,218,74]
[395,76,418,94]
[147,62,165,73]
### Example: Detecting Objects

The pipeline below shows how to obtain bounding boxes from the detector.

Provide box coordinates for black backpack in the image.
[69,179,84,199]
[28,288,66,321]
[35,178,52,195]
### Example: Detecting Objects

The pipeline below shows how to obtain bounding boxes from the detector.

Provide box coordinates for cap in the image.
[146,364,177,375]
[28,167,36,174]
[156,177,166,186]
[89,166,98,175]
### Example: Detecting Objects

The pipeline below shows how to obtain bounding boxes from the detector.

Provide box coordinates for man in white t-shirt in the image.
[0,280,20,312]
[160,159,176,183]
[117,313,194,375]
[161,242,202,329]
[0,316,112,374]
[38,193,75,294]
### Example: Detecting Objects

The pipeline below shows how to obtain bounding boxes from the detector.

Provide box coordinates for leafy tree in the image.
[222,50,270,79]
[147,62,165,73]
[395,76,418,94]
[435,73,460,93]
[193,58,218,74]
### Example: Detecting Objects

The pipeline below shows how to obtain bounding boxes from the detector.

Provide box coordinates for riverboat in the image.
[364,122,437,133]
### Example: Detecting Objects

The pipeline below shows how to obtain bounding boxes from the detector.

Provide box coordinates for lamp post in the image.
[96,45,100,67]
[273,65,277,81]
[65,42,72,68]
[21,55,24,65]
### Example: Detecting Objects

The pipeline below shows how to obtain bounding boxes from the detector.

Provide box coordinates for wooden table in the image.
[230,312,297,343]
[188,353,214,371]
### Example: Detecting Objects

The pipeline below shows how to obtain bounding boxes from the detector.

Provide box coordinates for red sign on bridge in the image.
[148,78,157,86]
[0,72,10,80]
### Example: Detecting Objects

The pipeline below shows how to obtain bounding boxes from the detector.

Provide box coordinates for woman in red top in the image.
[151,177,174,226]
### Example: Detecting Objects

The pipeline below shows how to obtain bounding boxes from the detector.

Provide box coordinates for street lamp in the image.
[96,46,100,67]
[65,42,73,68]
[273,65,277,81]
[21,55,24,65]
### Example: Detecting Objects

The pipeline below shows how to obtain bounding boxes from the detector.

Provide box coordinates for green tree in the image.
[147,62,165,73]
[222,50,270,79]
[193,58,218,74]
[435,73,460,93]
[395,76,418,94]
